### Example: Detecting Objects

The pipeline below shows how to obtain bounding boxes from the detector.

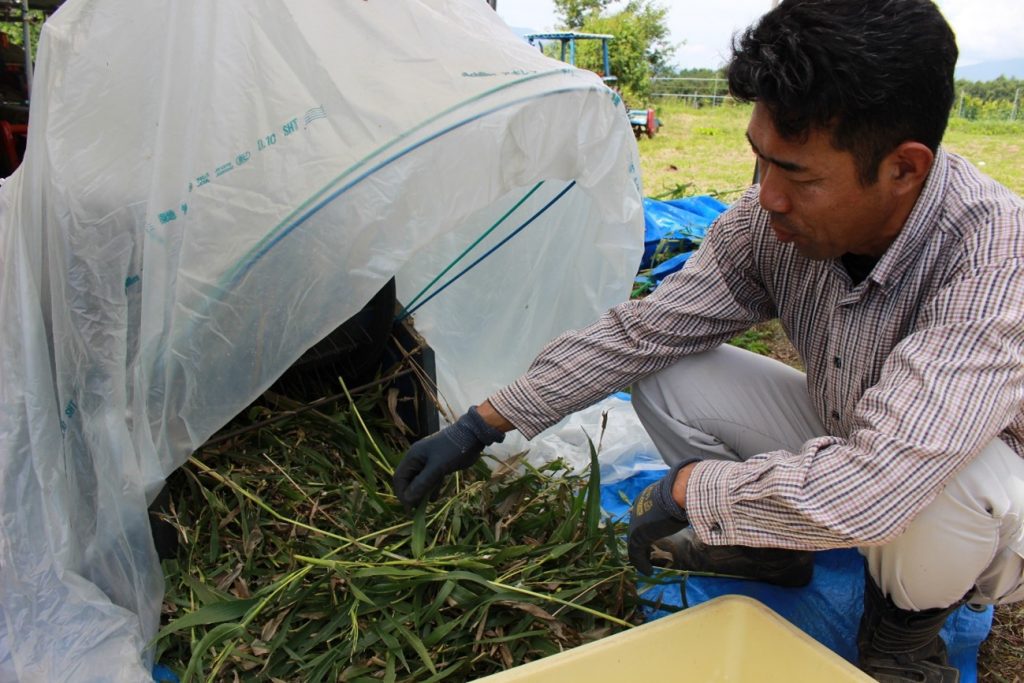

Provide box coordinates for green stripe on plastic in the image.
[397,180,546,319]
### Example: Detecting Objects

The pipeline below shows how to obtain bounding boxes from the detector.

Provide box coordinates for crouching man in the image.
[393,1,1024,680]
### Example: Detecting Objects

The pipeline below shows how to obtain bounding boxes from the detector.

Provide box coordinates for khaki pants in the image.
[632,344,1024,610]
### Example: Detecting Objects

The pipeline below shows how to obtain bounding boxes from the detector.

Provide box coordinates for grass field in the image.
[637,101,1024,200]
[638,102,755,201]
[636,99,1024,681]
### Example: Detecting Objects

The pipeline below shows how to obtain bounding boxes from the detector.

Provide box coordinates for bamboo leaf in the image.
[179,574,233,605]
[473,629,549,645]
[182,622,245,682]
[411,501,427,558]
[156,598,258,641]
[423,616,462,647]
[418,660,469,683]
[605,518,623,563]
[348,603,361,659]
[352,566,433,579]
[496,600,557,621]
[390,618,437,675]
[384,654,397,683]
[302,648,341,682]
[426,579,456,614]
[544,542,580,562]
[349,582,376,605]
[585,433,602,539]
[376,626,402,657]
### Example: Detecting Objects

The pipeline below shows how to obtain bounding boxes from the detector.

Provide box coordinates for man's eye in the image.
[792,176,820,187]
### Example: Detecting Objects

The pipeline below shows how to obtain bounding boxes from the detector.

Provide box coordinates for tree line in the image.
[954,76,1023,120]
[649,68,1022,120]
[548,1,1021,119]
[545,0,674,104]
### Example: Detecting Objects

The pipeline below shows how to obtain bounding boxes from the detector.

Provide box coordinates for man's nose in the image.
[758,164,791,214]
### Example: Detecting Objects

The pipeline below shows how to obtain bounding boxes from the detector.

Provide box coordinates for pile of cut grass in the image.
[154,379,643,682]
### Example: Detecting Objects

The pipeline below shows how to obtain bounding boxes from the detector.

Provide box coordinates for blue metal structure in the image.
[523,32,616,83]
[523,29,659,138]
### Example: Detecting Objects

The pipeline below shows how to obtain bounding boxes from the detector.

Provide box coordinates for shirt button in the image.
[833,356,842,368]
[710,522,722,534]
[831,410,841,421]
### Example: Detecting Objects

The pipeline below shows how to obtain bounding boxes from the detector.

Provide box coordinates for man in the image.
[393,1,1024,680]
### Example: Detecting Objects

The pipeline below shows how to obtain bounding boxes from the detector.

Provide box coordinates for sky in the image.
[495,0,1024,71]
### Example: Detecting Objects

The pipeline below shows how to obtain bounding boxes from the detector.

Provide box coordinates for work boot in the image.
[650,527,814,588]
[857,570,961,683]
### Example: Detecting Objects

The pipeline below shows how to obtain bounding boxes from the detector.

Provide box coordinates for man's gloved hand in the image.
[392,405,505,509]
[627,460,697,575]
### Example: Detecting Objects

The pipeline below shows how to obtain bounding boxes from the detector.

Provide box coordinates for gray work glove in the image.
[627,460,696,575]
[392,405,505,509]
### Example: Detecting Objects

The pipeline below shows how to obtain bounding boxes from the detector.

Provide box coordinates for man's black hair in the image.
[727,0,958,184]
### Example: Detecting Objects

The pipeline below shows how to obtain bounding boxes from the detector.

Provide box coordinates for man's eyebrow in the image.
[745,131,809,173]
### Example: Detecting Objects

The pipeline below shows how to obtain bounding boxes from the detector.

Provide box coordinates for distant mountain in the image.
[955,58,1024,82]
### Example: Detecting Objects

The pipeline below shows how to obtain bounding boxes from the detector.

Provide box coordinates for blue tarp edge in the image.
[601,467,993,682]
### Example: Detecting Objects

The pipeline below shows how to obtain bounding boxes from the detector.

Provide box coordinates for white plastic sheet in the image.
[0,0,643,678]
[488,394,667,485]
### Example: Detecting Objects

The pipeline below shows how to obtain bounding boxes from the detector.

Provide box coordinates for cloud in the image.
[495,0,1024,70]
[494,0,558,32]
[936,0,1024,65]
[665,0,768,69]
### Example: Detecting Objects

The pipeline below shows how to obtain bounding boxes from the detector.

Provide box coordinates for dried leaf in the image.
[385,388,412,436]
[232,577,251,599]
[495,601,556,621]
[215,563,244,592]
[498,643,513,668]
[260,610,289,642]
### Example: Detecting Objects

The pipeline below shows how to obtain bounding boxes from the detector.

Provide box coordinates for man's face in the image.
[745,103,902,260]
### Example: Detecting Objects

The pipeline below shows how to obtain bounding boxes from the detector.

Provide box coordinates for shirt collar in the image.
[864,147,950,290]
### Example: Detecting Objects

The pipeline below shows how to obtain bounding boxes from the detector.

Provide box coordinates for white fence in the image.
[655,77,1022,121]
[650,77,733,106]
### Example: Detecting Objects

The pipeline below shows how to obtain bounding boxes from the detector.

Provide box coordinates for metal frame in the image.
[523,31,616,83]
[0,0,63,99]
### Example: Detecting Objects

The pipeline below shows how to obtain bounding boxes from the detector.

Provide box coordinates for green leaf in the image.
[384,653,397,683]
[545,542,580,562]
[605,515,623,563]
[349,582,376,605]
[355,439,379,490]
[423,616,462,647]
[352,566,432,579]
[419,660,470,683]
[411,501,427,558]
[426,579,456,614]
[391,618,436,675]
[179,573,232,605]
[584,434,602,538]
[375,627,408,671]
[181,622,245,682]
[155,598,258,642]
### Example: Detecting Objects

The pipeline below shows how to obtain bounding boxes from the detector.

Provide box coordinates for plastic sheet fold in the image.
[0,0,643,678]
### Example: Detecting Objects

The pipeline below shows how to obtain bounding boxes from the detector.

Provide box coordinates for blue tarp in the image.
[636,196,727,289]
[601,468,994,682]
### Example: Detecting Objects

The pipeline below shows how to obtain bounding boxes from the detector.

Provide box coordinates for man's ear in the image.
[883,142,934,195]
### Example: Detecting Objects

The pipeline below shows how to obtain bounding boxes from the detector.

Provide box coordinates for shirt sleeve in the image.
[686,257,1024,550]
[489,191,777,438]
